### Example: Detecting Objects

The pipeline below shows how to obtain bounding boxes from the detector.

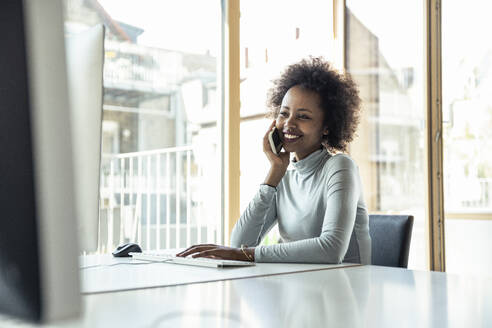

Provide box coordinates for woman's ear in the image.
[323,128,329,136]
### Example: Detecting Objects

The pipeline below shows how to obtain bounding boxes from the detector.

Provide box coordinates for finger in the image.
[177,246,215,257]
[176,244,209,256]
[197,254,220,259]
[194,248,240,260]
[264,139,284,162]
[263,124,277,155]
[178,247,214,258]
[263,134,272,154]
[177,243,217,253]
[175,246,193,257]
[263,120,276,141]
[176,244,217,257]
[280,150,291,159]
[191,249,227,259]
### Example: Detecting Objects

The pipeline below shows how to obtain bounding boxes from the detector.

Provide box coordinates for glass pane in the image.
[63,0,221,252]
[442,1,492,275]
[240,0,336,245]
[345,0,427,269]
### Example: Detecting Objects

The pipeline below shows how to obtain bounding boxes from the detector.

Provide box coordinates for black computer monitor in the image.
[0,0,80,323]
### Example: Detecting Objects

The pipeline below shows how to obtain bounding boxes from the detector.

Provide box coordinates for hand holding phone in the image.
[263,123,289,187]
[268,127,283,155]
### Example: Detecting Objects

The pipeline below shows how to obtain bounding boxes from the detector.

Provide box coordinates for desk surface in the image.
[2,265,492,328]
[80,254,359,293]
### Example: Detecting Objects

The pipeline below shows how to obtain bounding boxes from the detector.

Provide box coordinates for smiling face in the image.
[276,85,329,161]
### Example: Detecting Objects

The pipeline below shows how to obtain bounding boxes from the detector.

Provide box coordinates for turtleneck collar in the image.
[291,147,330,176]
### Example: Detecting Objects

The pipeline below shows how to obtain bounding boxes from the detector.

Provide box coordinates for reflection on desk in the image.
[81,266,492,328]
[1,265,492,327]
[231,267,368,327]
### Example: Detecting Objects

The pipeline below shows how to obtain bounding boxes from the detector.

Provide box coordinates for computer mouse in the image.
[112,243,142,257]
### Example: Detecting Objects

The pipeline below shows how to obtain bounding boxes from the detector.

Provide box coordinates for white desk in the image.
[2,264,492,327]
[79,254,359,293]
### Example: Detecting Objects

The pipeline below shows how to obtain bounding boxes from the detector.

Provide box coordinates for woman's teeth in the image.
[284,134,300,140]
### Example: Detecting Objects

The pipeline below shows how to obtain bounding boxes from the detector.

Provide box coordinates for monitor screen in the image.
[0,0,80,323]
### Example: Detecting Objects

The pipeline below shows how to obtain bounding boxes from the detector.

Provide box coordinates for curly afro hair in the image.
[266,57,361,153]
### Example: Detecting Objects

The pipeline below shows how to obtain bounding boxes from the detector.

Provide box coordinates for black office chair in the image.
[369,214,414,268]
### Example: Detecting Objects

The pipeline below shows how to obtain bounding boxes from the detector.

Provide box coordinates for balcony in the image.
[103,40,183,94]
[98,146,220,253]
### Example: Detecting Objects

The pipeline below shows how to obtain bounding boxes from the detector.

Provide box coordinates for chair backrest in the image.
[369,214,414,268]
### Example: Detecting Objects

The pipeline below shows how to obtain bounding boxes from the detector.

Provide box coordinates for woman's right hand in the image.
[263,120,290,187]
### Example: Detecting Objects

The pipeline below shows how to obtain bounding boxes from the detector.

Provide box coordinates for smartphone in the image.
[268,127,283,155]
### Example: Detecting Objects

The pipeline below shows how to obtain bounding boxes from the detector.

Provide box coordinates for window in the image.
[442,0,492,275]
[63,0,221,252]
[239,0,337,245]
[62,0,491,270]
[345,0,427,270]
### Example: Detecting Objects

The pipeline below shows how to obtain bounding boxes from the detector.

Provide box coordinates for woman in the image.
[177,57,371,264]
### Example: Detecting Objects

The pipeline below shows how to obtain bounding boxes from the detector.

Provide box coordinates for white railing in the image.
[99,146,219,253]
[103,40,183,92]
[476,178,491,208]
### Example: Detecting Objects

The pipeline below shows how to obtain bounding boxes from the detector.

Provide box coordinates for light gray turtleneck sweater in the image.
[231,148,371,264]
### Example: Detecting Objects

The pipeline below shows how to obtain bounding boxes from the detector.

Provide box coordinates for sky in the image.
[98,0,492,68]
[98,0,492,99]
[99,0,221,55]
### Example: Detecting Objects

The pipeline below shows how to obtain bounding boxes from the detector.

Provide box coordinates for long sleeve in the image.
[254,156,362,264]
[230,184,278,248]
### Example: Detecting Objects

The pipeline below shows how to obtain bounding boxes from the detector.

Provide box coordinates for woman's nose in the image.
[284,115,297,128]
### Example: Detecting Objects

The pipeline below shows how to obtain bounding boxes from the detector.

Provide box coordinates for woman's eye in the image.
[279,111,288,117]
[298,115,310,120]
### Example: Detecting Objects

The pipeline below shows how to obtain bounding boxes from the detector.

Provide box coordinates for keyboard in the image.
[129,252,255,268]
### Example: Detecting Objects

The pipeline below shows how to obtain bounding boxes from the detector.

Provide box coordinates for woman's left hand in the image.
[176,244,254,261]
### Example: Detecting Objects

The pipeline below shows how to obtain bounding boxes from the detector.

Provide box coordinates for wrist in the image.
[261,183,276,190]
[240,245,255,262]
[247,247,255,262]
[264,167,285,187]
[263,178,279,187]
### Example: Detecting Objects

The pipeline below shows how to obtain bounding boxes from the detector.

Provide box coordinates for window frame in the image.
[227,0,492,273]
